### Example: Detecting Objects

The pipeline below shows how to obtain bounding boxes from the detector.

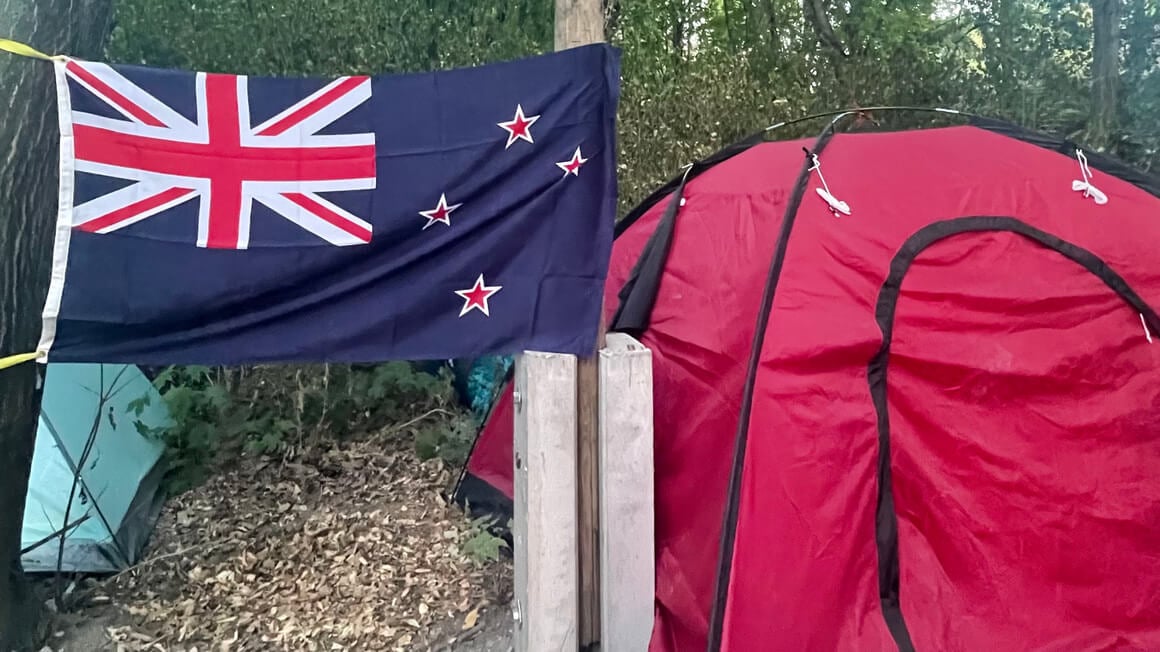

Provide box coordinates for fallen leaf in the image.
[462,607,480,630]
[51,434,514,650]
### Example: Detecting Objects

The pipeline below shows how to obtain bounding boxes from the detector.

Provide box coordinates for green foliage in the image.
[105,0,1159,208]
[106,0,552,76]
[414,411,479,467]
[460,513,510,565]
[133,363,468,493]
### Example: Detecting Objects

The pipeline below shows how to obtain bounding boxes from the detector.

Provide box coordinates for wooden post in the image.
[555,1,607,649]
[512,351,579,652]
[598,333,654,650]
[555,0,604,49]
[575,334,605,651]
[511,4,607,650]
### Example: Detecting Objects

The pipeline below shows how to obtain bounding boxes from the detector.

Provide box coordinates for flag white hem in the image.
[37,58,78,361]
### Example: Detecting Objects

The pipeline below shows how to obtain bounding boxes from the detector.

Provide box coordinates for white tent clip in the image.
[679,162,693,206]
[1141,314,1153,344]
[1072,149,1108,205]
[807,151,851,216]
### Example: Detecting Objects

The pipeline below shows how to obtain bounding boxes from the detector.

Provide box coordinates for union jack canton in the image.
[65,61,375,249]
[39,45,621,365]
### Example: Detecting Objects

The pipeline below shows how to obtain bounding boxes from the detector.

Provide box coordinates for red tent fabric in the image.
[454,117,1160,652]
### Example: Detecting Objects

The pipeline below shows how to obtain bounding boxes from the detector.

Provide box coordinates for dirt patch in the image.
[426,604,514,652]
[39,434,512,651]
[44,605,122,652]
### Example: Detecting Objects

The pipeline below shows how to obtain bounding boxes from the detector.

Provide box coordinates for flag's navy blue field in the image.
[39,44,620,365]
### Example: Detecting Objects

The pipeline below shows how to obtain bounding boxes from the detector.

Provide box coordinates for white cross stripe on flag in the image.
[61,58,377,249]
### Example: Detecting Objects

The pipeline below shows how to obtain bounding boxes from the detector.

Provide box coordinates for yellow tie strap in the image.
[0,38,63,61]
[0,351,43,371]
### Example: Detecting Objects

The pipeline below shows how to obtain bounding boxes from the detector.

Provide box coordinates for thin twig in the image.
[368,409,455,443]
[109,540,226,581]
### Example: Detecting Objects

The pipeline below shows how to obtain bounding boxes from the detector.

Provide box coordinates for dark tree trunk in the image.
[0,1,113,649]
[801,0,853,105]
[1089,0,1122,151]
[763,0,780,56]
[603,0,620,40]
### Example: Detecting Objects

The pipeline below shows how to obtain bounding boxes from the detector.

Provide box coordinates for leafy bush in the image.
[460,513,511,566]
[129,363,475,493]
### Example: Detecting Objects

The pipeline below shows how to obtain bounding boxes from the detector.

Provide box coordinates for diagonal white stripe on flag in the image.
[253,191,372,246]
[66,61,201,131]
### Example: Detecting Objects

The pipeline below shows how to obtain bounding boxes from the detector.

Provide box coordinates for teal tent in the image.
[21,363,171,574]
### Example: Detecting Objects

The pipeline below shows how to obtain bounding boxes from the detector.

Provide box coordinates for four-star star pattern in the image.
[449,104,588,318]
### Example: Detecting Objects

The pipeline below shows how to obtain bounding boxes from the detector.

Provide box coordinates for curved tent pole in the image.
[617,105,1160,241]
[449,106,1160,648]
[456,104,1160,517]
[702,107,1160,652]
[703,109,865,652]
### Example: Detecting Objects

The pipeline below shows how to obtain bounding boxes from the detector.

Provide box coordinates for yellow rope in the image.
[0,352,43,371]
[1,39,62,372]
[0,38,65,61]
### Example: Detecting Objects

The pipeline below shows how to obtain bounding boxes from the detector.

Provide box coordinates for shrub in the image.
[128,362,475,493]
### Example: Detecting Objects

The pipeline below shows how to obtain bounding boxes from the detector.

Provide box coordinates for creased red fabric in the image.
[722,127,1160,651]
[466,125,1160,652]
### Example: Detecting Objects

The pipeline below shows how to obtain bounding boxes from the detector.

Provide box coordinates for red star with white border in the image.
[556,146,588,177]
[497,104,540,149]
[419,193,461,230]
[455,274,502,317]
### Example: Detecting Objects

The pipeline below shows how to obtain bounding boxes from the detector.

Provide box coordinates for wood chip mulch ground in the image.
[43,434,515,652]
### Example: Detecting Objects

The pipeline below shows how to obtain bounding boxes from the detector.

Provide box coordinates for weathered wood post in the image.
[512,351,579,651]
[514,4,658,652]
[598,333,654,650]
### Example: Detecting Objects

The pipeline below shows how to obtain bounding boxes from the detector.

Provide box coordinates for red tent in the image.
[453,112,1160,651]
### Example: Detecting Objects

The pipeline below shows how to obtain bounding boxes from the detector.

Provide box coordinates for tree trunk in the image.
[555,0,603,50]
[1089,0,1122,151]
[603,0,621,40]
[0,2,113,650]
[763,0,780,57]
[801,0,852,105]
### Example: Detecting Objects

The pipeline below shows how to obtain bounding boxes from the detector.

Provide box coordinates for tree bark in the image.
[1089,0,1122,151]
[555,0,603,50]
[801,0,847,58]
[602,0,620,41]
[801,0,855,106]
[0,1,113,649]
[763,0,780,57]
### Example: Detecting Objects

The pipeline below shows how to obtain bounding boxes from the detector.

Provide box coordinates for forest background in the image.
[0,0,1155,647]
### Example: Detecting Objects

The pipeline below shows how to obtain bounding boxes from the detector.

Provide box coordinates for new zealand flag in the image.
[36,44,620,365]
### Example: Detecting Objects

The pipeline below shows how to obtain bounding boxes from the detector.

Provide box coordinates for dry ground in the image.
[36,434,515,651]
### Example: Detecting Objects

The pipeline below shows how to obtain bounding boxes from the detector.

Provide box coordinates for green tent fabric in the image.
[21,363,171,574]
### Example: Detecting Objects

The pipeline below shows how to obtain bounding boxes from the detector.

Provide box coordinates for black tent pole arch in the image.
[448,105,1160,650]
[701,108,1160,652]
[703,108,857,652]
